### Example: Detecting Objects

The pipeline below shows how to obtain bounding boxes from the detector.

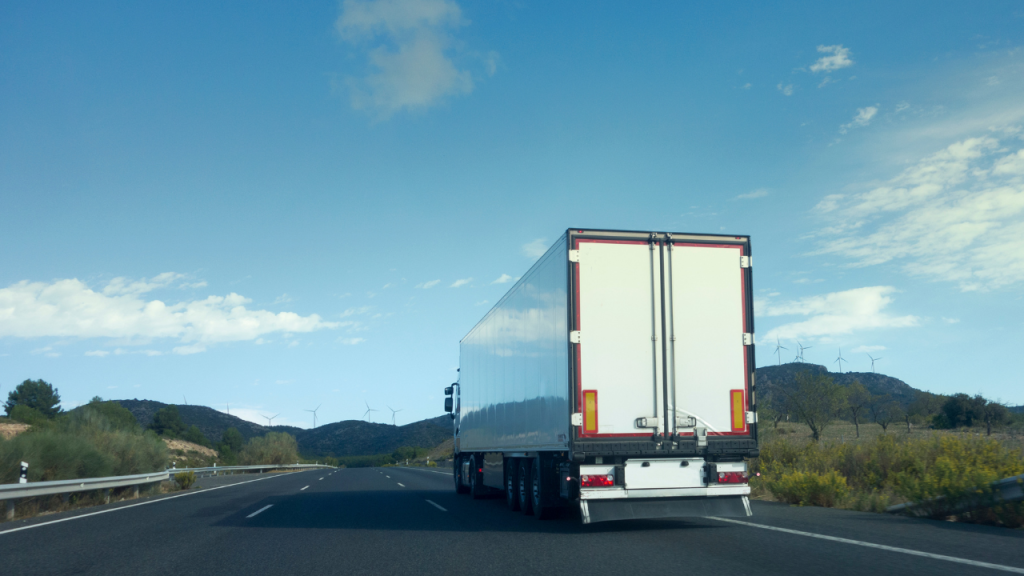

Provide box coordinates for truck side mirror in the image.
[444,397,453,413]
[444,386,453,395]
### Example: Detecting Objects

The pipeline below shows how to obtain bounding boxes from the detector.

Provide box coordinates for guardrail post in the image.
[103,488,111,505]
[6,499,15,520]
[134,485,140,499]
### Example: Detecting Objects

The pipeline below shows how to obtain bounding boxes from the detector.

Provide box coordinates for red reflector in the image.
[717,472,748,484]
[580,474,615,487]
[478,468,483,473]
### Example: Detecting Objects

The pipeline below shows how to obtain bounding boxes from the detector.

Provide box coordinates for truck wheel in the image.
[454,457,469,494]
[505,458,520,511]
[470,455,486,499]
[531,458,554,519]
[518,459,533,515]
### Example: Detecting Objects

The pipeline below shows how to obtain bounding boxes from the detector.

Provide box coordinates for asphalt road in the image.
[1,466,1023,576]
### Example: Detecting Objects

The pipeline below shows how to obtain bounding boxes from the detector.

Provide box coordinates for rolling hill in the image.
[755,363,922,408]
[113,399,450,458]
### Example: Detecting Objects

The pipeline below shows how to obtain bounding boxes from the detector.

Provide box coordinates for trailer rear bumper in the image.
[580,495,751,524]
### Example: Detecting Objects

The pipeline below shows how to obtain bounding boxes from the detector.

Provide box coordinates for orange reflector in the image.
[583,390,598,433]
[730,389,745,431]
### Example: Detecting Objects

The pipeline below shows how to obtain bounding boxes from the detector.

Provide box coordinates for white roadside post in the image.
[19,462,28,484]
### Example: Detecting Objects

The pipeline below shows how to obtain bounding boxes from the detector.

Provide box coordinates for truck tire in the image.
[454,457,469,494]
[505,458,520,511]
[518,459,533,515]
[470,455,486,499]
[531,457,555,520]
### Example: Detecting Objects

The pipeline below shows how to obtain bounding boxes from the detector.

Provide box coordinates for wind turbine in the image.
[362,401,378,422]
[304,404,321,428]
[868,354,882,373]
[795,342,811,363]
[387,405,403,426]
[834,347,847,374]
[262,413,280,427]
[773,337,789,365]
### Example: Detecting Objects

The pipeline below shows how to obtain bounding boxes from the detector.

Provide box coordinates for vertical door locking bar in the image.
[658,238,670,445]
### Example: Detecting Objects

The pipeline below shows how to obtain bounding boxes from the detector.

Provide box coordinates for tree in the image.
[79,398,139,432]
[935,393,986,429]
[239,432,299,465]
[183,425,210,447]
[4,379,62,418]
[148,405,186,438]
[981,401,1010,436]
[870,396,901,432]
[221,427,244,453]
[846,381,871,438]
[781,371,846,441]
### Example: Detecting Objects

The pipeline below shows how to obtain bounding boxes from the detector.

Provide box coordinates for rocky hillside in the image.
[755,363,921,408]
[114,399,300,442]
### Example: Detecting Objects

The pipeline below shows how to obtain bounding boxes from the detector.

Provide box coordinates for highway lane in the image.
[1,466,1022,575]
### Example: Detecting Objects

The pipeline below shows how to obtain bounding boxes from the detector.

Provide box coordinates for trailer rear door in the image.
[666,243,751,436]
[574,239,664,438]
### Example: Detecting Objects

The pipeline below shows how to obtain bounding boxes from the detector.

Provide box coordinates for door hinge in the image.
[743,333,754,346]
[746,411,756,424]
[676,415,697,428]
[740,255,752,268]
[571,413,583,426]
[570,330,581,344]
[568,250,580,263]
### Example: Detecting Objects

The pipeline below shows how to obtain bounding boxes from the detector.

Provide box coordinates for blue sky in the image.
[2,1,1023,428]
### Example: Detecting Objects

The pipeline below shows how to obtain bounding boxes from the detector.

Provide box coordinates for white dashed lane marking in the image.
[246,505,273,519]
[426,500,447,512]
[300,486,309,491]
[397,483,405,487]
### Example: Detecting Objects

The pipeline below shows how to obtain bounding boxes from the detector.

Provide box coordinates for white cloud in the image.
[942,317,961,324]
[416,279,441,289]
[173,344,206,355]
[777,83,794,96]
[287,340,300,348]
[742,83,752,89]
[103,272,186,297]
[809,45,854,73]
[0,276,338,352]
[759,286,919,342]
[812,134,1024,291]
[736,188,769,200]
[339,337,366,345]
[491,273,513,284]
[274,294,293,304]
[521,238,549,259]
[450,277,472,288]
[839,106,878,134]
[180,281,207,289]
[341,306,372,317]
[852,345,886,353]
[85,350,109,357]
[474,300,489,306]
[337,0,485,117]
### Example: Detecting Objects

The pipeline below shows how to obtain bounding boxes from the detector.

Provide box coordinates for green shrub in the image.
[427,460,438,467]
[148,406,186,438]
[239,432,298,465]
[8,405,51,427]
[767,470,849,507]
[174,471,196,490]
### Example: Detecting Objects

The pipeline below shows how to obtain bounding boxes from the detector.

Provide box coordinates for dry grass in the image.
[162,438,217,457]
[0,422,30,440]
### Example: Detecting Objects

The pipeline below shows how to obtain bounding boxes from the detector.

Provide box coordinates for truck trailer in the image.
[444,228,758,523]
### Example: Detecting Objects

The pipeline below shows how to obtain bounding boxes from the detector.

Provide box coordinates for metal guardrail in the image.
[887,473,1024,516]
[1,464,333,520]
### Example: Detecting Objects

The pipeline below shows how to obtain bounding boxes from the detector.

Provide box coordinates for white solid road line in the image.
[386,475,390,478]
[246,504,273,519]
[401,468,452,476]
[0,472,289,536]
[300,486,309,491]
[425,500,447,512]
[397,483,405,487]
[710,517,1024,574]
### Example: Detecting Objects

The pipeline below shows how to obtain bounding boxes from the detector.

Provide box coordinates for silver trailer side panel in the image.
[458,234,570,453]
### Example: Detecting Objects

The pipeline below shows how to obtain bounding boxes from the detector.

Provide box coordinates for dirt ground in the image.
[0,421,30,439]
[162,438,218,457]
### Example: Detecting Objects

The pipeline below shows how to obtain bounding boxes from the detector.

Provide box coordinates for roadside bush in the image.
[427,460,438,467]
[767,470,848,507]
[8,405,51,427]
[174,471,196,490]
[239,432,299,466]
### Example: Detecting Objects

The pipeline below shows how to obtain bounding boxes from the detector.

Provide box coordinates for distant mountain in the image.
[755,363,922,408]
[113,399,450,458]
[295,416,451,458]
[1010,405,1024,414]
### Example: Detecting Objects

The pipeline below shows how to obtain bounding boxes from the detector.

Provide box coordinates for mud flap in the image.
[580,495,751,524]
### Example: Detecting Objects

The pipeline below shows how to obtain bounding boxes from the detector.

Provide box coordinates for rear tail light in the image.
[717,471,748,484]
[580,474,614,487]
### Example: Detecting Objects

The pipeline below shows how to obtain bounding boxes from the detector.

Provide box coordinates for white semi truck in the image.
[444,229,758,523]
